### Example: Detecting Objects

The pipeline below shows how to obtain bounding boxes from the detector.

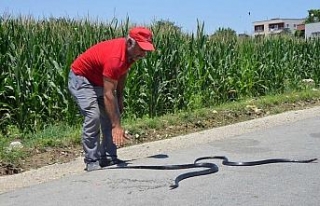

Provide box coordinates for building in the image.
[253,18,305,36]
[305,22,320,39]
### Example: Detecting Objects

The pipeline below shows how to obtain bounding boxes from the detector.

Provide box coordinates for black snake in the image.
[108,156,317,189]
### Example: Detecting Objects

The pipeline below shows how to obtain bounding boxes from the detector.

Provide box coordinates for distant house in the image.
[297,23,305,31]
[305,22,320,39]
[253,18,305,36]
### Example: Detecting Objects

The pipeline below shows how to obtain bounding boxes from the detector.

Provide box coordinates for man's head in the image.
[126,27,155,62]
[129,27,155,51]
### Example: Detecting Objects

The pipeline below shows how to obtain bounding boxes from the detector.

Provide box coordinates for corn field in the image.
[1,15,320,134]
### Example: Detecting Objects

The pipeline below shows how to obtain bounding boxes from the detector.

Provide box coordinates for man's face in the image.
[127,40,147,62]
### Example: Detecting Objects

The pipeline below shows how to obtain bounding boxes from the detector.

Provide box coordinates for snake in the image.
[107,156,317,189]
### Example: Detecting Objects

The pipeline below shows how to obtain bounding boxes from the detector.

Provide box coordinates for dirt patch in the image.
[0,147,82,176]
[0,163,20,175]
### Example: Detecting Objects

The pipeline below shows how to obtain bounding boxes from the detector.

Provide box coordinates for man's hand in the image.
[112,126,130,148]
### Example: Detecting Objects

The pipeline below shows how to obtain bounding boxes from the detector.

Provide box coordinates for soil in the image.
[0,147,82,176]
[1,99,320,177]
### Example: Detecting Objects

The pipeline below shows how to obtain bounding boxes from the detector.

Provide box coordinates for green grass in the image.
[0,124,81,165]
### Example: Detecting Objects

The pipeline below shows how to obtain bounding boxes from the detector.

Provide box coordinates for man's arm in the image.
[103,77,121,128]
[103,76,128,147]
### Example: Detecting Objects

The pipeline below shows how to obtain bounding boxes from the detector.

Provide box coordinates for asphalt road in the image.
[1,113,319,206]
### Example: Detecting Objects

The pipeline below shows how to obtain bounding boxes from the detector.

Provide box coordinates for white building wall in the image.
[305,22,320,39]
[253,18,304,36]
[283,19,304,32]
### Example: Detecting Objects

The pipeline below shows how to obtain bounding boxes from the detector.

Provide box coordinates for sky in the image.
[1,0,319,35]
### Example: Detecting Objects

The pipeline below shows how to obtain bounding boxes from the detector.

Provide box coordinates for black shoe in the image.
[99,158,126,168]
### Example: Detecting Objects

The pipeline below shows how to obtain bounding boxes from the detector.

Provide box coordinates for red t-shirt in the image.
[71,38,130,86]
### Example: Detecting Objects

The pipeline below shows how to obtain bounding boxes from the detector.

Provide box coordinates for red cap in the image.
[129,27,155,51]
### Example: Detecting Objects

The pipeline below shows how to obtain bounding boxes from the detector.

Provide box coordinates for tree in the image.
[305,9,320,24]
[294,29,305,38]
[211,27,237,40]
[152,19,182,33]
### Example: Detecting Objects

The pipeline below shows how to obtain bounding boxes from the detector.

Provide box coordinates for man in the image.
[68,27,155,171]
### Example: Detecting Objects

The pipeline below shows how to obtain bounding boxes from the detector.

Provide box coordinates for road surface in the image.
[1,108,319,206]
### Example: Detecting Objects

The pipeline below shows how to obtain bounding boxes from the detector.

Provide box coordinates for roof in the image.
[253,18,305,24]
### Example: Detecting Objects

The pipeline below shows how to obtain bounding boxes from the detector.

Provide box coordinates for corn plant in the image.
[1,15,320,135]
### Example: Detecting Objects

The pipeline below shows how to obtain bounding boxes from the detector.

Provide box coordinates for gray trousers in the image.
[68,70,117,163]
